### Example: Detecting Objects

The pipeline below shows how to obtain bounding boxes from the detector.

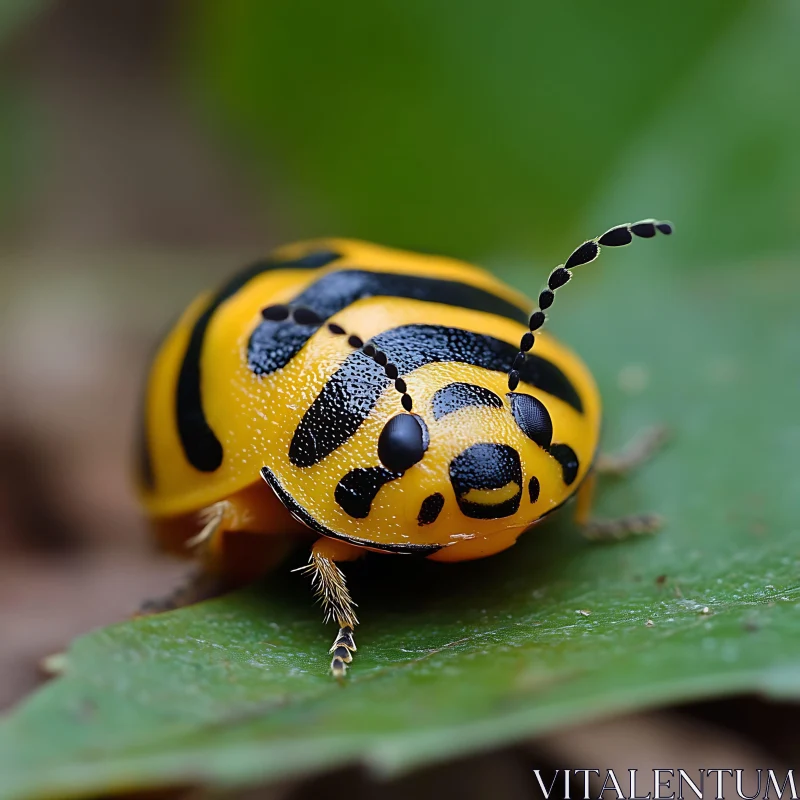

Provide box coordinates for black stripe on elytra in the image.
[260,466,443,555]
[289,325,583,468]
[449,443,523,520]
[334,466,400,519]
[431,382,503,420]
[248,269,527,375]
[176,250,341,471]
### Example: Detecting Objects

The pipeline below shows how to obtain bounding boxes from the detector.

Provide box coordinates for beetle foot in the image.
[581,512,663,542]
[330,625,357,678]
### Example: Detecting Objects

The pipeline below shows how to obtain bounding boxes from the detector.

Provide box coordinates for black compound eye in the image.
[507,392,553,449]
[377,413,429,473]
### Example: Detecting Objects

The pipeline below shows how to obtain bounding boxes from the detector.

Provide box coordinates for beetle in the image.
[137,219,672,676]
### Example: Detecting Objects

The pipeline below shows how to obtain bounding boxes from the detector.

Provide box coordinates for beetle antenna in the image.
[259,303,415,410]
[326,318,415,412]
[507,219,673,391]
[328,322,414,411]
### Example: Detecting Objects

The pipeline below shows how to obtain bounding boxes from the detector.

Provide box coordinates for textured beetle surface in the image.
[137,226,671,675]
[139,239,599,561]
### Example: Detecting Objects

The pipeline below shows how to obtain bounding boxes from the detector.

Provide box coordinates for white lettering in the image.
[534,770,561,799]
[655,769,676,800]
[678,770,704,799]
[764,770,797,800]
[737,768,762,800]
[599,770,625,800]
[574,769,601,799]
[631,768,652,800]
[707,770,733,800]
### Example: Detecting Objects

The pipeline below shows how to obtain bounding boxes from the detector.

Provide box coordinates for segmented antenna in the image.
[507,219,673,391]
[260,303,414,410]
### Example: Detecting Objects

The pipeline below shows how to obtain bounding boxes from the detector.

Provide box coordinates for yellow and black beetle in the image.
[137,220,672,676]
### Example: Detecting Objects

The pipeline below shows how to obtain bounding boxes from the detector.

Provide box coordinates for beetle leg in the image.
[185,500,231,555]
[575,470,663,542]
[295,538,364,678]
[137,569,229,614]
[595,425,670,477]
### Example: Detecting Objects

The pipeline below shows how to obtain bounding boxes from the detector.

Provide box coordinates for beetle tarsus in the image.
[581,513,663,542]
[330,625,357,677]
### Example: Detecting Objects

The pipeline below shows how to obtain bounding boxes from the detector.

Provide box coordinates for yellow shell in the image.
[138,238,600,566]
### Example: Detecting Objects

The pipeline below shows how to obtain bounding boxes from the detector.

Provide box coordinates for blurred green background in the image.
[1,1,798,796]
[1,0,797,265]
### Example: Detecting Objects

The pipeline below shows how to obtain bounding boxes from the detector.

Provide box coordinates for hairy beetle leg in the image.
[575,422,669,543]
[580,512,663,542]
[185,500,231,555]
[294,538,364,678]
[595,425,670,477]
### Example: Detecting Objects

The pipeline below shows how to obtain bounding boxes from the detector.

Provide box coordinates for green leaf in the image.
[588,1,800,268]
[2,252,799,799]
[183,0,749,258]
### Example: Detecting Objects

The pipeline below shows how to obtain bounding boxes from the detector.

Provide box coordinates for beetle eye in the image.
[507,392,553,448]
[378,413,429,473]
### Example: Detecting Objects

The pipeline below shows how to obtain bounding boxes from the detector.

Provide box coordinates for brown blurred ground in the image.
[0,0,278,709]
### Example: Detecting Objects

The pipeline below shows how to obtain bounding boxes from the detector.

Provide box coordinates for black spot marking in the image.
[289,325,583,467]
[292,307,321,325]
[418,493,445,525]
[598,226,633,247]
[631,221,656,238]
[548,267,572,291]
[262,304,289,321]
[449,443,522,520]
[548,443,580,485]
[377,413,429,473]
[565,240,599,269]
[508,392,553,449]
[260,466,443,554]
[176,250,341,471]
[334,466,399,519]
[248,270,528,376]
[432,382,503,420]
[528,476,540,503]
